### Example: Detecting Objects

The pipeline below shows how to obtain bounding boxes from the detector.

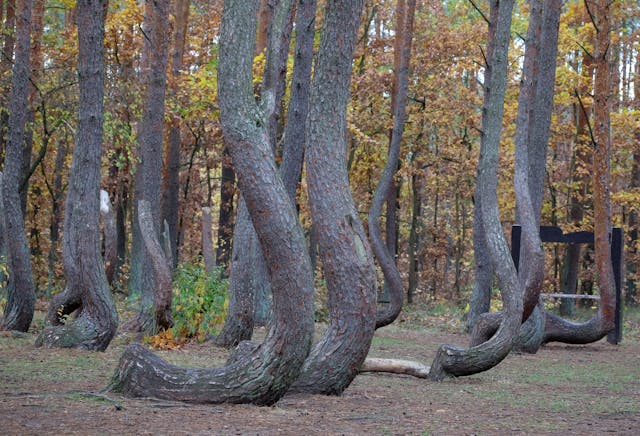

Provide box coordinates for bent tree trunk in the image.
[36,0,118,351]
[429,0,521,381]
[109,0,315,405]
[291,0,378,395]
[1,0,35,332]
[543,0,615,344]
[369,0,416,329]
[471,0,562,351]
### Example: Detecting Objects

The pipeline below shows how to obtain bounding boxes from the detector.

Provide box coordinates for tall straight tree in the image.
[36,0,118,351]
[160,0,190,268]
[128,0,172,334]
[109,0,315,405]
[291,0,378,395]
[1,0,35,332]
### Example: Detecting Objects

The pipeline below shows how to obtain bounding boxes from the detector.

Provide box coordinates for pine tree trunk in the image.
[1,0,35,333]
[110,0,314,405]
[36,0,117,351]
[291,0,378,395]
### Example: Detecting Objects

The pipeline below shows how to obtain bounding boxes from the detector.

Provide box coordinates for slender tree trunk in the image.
[1,0,35,332]
[36,0,118,350]
[543,0,616,344]
[291,0,378,395]
[369,0,416,329]
[407,154,422,304]
[430,0,520,381]
[128,0,172,335]
[160,0,190,269]
[45,138,68,296]
[215,149,234,272]
[110,0,315,405]
[0,0,15,160]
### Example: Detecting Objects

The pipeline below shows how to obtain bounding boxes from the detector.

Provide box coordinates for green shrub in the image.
[170,261,229,342]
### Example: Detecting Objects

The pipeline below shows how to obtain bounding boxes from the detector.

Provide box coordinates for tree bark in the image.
[543,0,616,344]
[369,0,416,329]
[109,0,315,405]
[1,0,35,333]
[160,0,190,269]
[128,0,172,335]
[36,0,117,351]
[215,149,234,272]
[0,0,15,159]
[291,0,378,395]
[429,0,520,381]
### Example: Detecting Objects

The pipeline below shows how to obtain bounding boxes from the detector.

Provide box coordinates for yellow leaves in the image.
[144,328,183,350]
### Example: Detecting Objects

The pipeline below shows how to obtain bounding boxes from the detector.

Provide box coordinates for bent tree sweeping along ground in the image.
[2,307,640,434]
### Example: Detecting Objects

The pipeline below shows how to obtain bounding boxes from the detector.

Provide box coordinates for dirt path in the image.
[2,323,639,435]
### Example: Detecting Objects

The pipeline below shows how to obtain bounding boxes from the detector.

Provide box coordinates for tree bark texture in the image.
[214,198,256,348]
[110,0,315,406]
[279,0,316,201]
[0,0,16,159]
[1,0,35,332]
[129,0,172,334]
[369,0,416,329]
[137,200,172,330]
[429,0,520,381]
[291,0,378,395]
[465,0,500,333]
[36,0,118,351]
[543,0,616,344]
[215,149,235,272]
[160,0,190,269]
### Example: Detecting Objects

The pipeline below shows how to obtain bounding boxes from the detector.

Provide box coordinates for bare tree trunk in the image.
[1,0,35,332]
[429,0,520,381]
[369,0,416,329]
[128,0,172,335]
[0,0,15,160]
[160,0,190,269]
[215,149,234,272]
[291,0,378,395]
[543,0,616,344]
[36,0,117,350]
[109,0,314,405]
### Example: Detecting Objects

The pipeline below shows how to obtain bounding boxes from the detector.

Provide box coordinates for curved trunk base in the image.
[109,339,305,406]
[542,311,612,345]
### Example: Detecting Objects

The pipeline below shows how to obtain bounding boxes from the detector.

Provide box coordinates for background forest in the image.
[0,0,639,337]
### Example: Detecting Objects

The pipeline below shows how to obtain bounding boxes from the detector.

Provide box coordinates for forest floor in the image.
[2,302,640,435]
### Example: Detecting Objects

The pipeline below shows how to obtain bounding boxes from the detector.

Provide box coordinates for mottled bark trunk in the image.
[0,0,15,159]
[1,0,35,332]
[369,0,415,329]
[279,0,316,200]
[18,0,43,216]
[214,198,255,348]
[36,0,117,351]
[430,0,520,381]
[129,0,172,334]
[45,138,68,296]
[465,0,500,333]
[291,0,378,395]
[215,149,234,272]
[543,0,615,345]
[109,0,314,405]
[407,158,422,304]
[160,0,190,269]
